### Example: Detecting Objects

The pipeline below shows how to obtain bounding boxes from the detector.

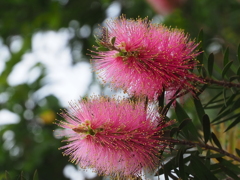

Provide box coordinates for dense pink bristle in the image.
[91,16,202,99]
[57,96,172,177]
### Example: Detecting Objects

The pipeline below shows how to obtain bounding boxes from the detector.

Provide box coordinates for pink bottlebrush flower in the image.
[146,0,187,16]
[91,16,202,100]
[56,96,172,178]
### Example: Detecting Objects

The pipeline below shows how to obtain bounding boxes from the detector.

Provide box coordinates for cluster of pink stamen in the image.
[57,96,172,177]
[91,16,202,99]
[56,15,204,178]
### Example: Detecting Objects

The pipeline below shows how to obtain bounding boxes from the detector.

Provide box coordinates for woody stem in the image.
[163,138,240,163]
[203,77,240,88]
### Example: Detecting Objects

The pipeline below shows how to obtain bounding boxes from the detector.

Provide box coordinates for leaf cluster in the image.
[156,31,240,180]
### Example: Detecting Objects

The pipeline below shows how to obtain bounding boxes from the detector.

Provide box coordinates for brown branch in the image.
[161,138,240,163]
[203,77,240,88]
[183,140,240,163]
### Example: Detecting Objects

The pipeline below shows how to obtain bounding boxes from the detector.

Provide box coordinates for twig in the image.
[203,77,240,88]
[161,138,240,163]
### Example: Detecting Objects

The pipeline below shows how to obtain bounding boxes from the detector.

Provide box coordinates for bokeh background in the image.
[0,0,240,179]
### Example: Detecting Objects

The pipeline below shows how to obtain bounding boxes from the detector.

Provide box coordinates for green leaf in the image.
[96,47,109,51]
[218,94,236,114]
[230,98,240,112]
[197,29,203,48]
[94,35,102,46]
[214,114,239,125]
[5,171,10,180]
[202,114,211,143]
[222,60,233,78]
[157,90,165,108]
[196,84,208,97]
[177,147,186,180]
[203,91,222,108]
[193,98,205,124]
[229,75,240,82]
[178,119,192,131]
[235,148,240,157]
[197,48,204,73]
[161,90,180,115]
[212,95,240,123]
[33,170,38,180]
[170,127,179,137]
[175,102,199,140]
[175,102,190,121]
[217,158,240,174]
[110,36,116,46]
[207,154,224,158]
[208,53,214,76]
[237,68,240,82]
[161,98,175,116]
[238,44,240,64]
[196,145,204,154]
[211,132,222,149]
[20,172,26,180]
[163,172,170,180]
[190,156,218,180]
[213,108,232,123]
[201,66,207,78]
[155,156,176,176]
[223,47,229,66]
[219,166,240,180]
[224,116,240,132]
[205,104,223,109]
[205,150,211,168]
[102,27,109,41]
[237,67,240,76]
[223,88,227,107]
[230,87,237,94]
[210,163,222,171]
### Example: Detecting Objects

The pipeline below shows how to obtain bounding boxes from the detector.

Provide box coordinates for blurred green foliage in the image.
[0,0,240,179]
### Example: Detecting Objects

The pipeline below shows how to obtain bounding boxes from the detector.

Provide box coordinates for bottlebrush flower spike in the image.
[146,0,187,16]
[91,16,202,100]
[56,96,172,178]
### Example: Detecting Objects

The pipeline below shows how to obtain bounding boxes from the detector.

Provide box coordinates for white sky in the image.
[0,29,95,126]
[9,30,93,104]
